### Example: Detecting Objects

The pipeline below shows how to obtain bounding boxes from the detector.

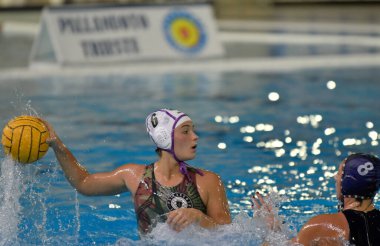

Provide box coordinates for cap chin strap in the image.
[160,111,203,181]
[162,149,203,182]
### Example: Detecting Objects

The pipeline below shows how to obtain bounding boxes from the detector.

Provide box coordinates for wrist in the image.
[49,137,64,149]
[188,208,205,225]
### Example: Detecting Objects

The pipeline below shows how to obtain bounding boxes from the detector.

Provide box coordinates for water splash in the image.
[115,211,294,246]
[0,157,24,246]
[115,191,353,246]
[115,193,295,246]
[9,92,39,118]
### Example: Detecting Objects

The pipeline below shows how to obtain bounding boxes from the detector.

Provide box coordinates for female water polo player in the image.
[253,153,380,245]
[41,109,231,235]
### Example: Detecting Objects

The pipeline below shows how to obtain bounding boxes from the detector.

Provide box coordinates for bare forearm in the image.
[50,137,89,189]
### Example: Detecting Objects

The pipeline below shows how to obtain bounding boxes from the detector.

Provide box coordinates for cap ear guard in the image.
[152,126,171,150]
[146,109,178,150]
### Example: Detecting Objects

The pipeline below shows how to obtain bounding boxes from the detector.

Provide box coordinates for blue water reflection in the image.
[0,67,379,244]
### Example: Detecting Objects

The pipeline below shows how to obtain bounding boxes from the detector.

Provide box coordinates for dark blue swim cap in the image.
[341,153,380,198]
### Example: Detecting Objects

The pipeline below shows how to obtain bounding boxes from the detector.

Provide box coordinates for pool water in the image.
[0,65,379,245]
[1,8,380,244]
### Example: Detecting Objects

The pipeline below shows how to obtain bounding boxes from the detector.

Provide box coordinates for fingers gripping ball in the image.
[1,116,49,164]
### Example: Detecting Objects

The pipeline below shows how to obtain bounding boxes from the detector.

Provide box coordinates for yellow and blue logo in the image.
[163,10,206,54]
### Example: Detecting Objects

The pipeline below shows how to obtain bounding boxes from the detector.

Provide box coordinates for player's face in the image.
[174,121,198,161]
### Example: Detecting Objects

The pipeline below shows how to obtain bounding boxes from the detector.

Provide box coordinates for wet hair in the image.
[341,153,380,199]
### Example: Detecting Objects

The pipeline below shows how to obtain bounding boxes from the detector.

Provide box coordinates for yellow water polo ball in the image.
[1,115,49,164]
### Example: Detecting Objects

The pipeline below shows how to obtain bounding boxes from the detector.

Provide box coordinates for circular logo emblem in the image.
[166,192,193,210]
[163,11,206,54]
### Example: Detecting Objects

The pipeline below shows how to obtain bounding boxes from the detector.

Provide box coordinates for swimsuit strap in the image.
[151,163,166,214]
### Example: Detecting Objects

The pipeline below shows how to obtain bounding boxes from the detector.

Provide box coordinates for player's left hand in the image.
[166,208,201,232]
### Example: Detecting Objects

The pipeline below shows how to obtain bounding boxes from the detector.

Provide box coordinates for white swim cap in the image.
[146,109,191,150]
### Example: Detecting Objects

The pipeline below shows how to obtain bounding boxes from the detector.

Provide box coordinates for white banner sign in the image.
[30,4,223,65]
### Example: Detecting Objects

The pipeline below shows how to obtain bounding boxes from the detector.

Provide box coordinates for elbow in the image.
[213,212,232,225]
[72,177,96,196]
[75,187,93,196]
[220,217,232,225]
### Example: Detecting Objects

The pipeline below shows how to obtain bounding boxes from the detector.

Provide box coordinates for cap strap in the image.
[160,109,204,181]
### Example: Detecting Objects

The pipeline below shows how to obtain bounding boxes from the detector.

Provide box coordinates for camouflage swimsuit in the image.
[134,163,207,235]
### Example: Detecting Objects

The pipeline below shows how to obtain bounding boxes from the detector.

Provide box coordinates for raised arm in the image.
[42,119,143,196]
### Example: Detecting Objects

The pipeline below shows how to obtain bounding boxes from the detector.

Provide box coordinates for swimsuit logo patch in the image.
[167,192,193,210]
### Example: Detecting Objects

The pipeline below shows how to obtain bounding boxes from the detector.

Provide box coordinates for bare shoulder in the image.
[296,212,349,244]
[117,163,146,171]
[195,169,226,195]
[115,163,146,178]
[305,213,347,227]
[196,169,222,184]
[193,168,230,218]
[115,163,147,195]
